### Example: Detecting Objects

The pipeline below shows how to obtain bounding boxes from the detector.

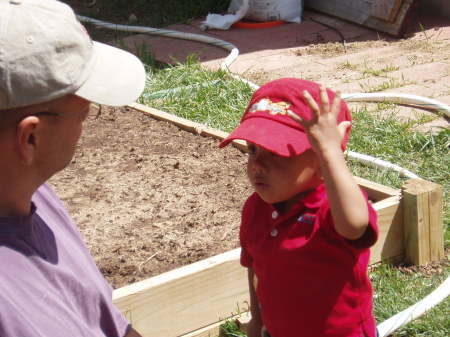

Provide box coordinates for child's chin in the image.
[257,193,283,205]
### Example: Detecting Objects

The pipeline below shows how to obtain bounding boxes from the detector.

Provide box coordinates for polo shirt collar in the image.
[0,203,37,237]
[299,183,327,209]
[272,183,327,219]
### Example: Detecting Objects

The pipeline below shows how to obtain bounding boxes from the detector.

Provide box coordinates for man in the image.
[0,0,146,336]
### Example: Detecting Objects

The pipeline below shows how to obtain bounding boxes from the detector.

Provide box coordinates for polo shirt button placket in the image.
[270,211,278,237]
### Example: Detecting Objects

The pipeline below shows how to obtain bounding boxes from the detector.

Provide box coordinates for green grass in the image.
[62,0,230,43]
[64,0,229,27]
[139,55,255,132]
[359,75,416,93]
[372,263,450,336]
[140,59,449,337]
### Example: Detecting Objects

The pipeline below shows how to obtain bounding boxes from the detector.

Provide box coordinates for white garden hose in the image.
[76,16,259,90]
[377,276,450,337]
[342,92,450,117]
[342,92,449,179]
[77,16,450,335]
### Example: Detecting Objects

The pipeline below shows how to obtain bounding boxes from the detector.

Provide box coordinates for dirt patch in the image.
[49,106,251,288]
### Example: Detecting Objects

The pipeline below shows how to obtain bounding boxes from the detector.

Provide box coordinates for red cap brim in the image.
[219,116,310,157]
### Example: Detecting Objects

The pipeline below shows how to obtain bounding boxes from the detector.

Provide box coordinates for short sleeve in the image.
[347,189,379,250]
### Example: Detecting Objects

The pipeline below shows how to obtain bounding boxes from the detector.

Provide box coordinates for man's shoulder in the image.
[32,183,66,213]
[33,183,59,201]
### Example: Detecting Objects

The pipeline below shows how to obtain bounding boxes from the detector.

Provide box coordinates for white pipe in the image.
[76,16,259,89]
[377,276,450,337]
[77,16,450,334]
[76,16,239,71]
[342,92,450,118]
[346,151,419,179]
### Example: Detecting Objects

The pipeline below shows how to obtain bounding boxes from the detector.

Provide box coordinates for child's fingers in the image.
[331,90,342,117]
[318,85,330,115]
[287,110,303,125]
[302,90,320,116]
[338,121,351,141]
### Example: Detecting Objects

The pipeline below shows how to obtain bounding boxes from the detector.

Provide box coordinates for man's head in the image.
[0,0,146,214]
[219,78,351,156]
[0,0,145,109]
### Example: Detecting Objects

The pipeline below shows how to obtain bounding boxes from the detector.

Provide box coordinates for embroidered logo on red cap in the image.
[249,98,293,116]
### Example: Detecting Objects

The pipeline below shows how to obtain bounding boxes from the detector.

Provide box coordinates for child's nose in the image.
[251,153,267,171]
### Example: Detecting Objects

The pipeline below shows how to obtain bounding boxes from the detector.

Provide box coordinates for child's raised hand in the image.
[288,84,351,155]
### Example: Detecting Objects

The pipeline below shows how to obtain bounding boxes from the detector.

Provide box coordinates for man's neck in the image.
[0,181,34,217]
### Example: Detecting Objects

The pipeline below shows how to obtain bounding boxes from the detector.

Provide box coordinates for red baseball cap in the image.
[219,78,351,157]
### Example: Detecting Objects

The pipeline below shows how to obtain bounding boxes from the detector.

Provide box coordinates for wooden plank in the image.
[402,179,431,264]
[371,0,404,22]
[113,248,248,337]
[355,176,400,202]
[129,102,249,153]
[402,178,444,265]
[365,0,418,36]
[179,320,222,337]
[304,0,419,36]
[181,312,250,337]
[129,102,228,139]
[428,182,444,261]
[370,195,404,264]
[304,0,373,25]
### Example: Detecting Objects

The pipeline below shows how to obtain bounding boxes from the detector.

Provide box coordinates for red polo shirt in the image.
[240,184,378,337]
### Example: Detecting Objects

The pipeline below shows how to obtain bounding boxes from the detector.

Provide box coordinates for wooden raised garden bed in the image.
[112,103,444,337]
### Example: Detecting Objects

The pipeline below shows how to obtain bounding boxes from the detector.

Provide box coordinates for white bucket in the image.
[229,0,303,23]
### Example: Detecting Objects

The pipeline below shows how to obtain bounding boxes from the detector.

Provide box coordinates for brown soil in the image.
[54,0,252,290]
[49,106,251,288]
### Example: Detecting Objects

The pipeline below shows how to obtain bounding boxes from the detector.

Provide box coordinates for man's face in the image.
[35,95,91,178]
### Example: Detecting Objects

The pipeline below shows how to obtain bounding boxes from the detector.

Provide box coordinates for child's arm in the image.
[246,268,263,337]
[288,85,369,240]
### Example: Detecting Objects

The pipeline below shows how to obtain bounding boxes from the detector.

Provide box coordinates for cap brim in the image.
[219,116,310,157]
[75,42,146,106]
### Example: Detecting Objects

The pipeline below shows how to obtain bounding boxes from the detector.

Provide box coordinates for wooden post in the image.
[402,178,444,265]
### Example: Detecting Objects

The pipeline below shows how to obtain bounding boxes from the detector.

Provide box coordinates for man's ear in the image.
[16,116,40,166]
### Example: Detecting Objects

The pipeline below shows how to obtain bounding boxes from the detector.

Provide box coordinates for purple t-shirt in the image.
[0,183,130,337]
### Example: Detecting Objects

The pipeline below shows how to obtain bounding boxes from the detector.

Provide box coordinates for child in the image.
[219,78,379,337]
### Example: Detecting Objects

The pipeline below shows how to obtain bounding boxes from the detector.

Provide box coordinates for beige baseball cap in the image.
[0,0,146,109]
